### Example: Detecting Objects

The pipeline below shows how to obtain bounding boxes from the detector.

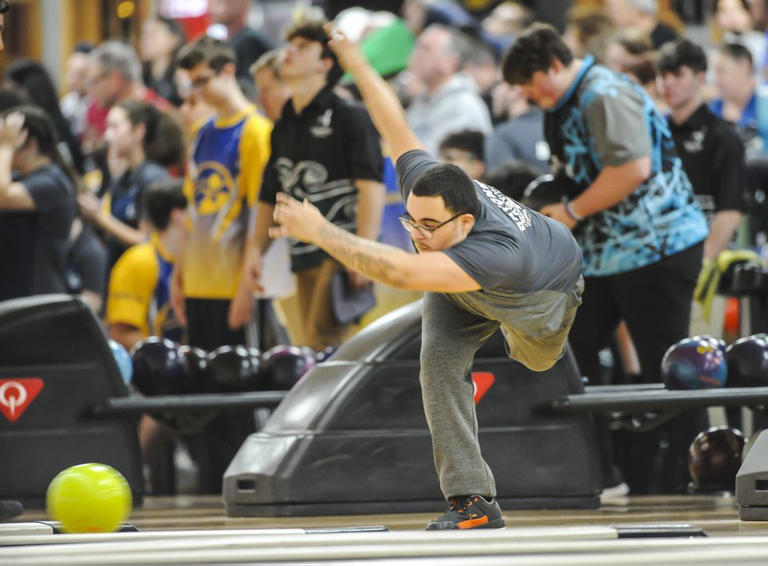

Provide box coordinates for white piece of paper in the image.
[254,237,296,299]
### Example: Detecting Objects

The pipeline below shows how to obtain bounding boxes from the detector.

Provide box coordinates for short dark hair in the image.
[484,160,542,202]
[142,179,187,231]
[116,100,162,151]
[116,100,185,170]
[411,164,480,217]
[502,23,574,85]
[0,1,9,14]
[717,42,753,70]
[177,36,236,73]
[658,39,707,74]
[439,129,485,162]
[283,18,343,86]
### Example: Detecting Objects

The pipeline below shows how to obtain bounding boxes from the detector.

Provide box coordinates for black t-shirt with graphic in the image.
[259,86,383,272]
[668,104,746,222]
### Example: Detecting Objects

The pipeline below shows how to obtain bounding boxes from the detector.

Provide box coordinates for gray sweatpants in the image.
[420,282,582,500]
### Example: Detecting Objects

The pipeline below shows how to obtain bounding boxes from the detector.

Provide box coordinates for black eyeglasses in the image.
[398,211,466,239]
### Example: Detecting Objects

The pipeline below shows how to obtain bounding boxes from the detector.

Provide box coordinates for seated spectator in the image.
[85,41,170,153]
[603,30,664,108]
[140,17,187,107]
[484,82,548,173]
[709,42,761,155]
[209,0,273,83]
[60,42,94,142]
[0,106,76,301]
[78,101,171,268]
[602,28,653,74]
[481,0,534,46]
[460,38,499,120]
[711,0,765,73]
[438,128,486,180]
[562,5,613,61]
[5,59,85,173]
[605,0,679,48]
[405,24,492,155]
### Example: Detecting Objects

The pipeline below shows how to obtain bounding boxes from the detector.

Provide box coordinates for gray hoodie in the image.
[406,73,493,157]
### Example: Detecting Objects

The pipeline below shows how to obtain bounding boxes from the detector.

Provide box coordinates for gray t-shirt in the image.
[397,150,583,358]
[397,150,581,294]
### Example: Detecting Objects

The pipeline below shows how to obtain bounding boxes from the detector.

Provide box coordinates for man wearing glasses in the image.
[269,25,584,531]
[171,36,272,494]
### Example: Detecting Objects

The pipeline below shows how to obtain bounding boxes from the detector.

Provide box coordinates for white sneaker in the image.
[600,482,629,500]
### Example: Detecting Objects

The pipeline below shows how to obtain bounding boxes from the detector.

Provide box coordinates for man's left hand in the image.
[540,202,578,230]
[269,192,325,243]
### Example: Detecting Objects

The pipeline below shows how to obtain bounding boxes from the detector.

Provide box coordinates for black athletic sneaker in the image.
[426,495,505,530]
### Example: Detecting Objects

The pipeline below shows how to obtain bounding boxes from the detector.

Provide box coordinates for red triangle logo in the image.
[472,372,495,405]
[0,378,44,423]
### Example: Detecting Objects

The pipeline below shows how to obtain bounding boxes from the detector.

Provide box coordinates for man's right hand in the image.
[324,23,368,73]
[170,267,187,326]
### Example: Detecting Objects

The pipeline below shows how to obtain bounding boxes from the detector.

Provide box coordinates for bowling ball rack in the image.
[4,294,768,513]
[549,384,768,432]
[88,391,287,418]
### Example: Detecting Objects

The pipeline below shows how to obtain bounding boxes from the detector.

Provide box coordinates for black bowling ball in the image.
[130,337,189,396]
[731,262,767,294]
[521,174,580,212]
[688,426,744,492]
[206,345,261,392]
[725,335,768,387]
[178,345,209,392]
[131,337,207,432]
[260,345,316,390]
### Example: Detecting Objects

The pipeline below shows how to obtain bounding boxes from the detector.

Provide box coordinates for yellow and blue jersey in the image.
[106,234,182,341]
[182,106,272,299]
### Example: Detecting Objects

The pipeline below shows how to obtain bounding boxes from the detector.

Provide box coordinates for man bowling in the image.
[261,25,583,530]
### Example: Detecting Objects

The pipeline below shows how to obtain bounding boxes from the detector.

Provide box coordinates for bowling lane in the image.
[6,495,768,565]
[8,493,756,533]
[7,530,768,565]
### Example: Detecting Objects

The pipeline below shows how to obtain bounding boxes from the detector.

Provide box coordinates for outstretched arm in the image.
[270,193,480,293]
[325,23,424,162]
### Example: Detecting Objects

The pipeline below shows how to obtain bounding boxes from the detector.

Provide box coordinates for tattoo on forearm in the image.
[317,223,401,285]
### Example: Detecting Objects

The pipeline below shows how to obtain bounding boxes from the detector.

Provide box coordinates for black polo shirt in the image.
[259,85,383,272]
[668,104,746,221]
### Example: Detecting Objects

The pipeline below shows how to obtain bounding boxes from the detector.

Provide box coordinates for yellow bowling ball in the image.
[46,463,132,533]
